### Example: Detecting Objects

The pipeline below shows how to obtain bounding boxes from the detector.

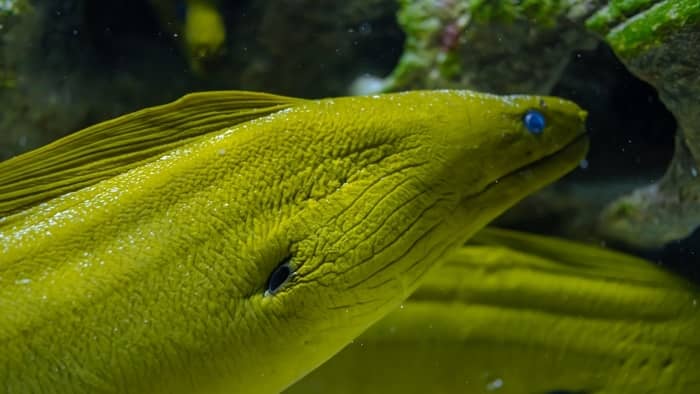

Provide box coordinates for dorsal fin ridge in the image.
[0,90,306,216]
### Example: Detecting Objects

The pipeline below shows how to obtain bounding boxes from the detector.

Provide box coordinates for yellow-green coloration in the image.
[0,91,301,215]
[0,90,587,393]
[586,0,700,59]
[289,228,700,394]
[183,0,225,73]
[149,0,226,75]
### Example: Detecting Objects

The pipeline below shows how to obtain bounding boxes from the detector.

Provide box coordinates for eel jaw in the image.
[490,132,589,190]
[455,132,589,236]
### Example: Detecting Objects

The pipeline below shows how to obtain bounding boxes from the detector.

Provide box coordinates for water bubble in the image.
[359,22,372,35]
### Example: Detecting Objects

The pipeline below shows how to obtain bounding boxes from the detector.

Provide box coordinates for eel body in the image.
[0,90,587,393]
[288,228,700,394]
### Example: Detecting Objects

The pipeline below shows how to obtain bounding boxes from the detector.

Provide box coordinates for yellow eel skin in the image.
[288,228,700,394]
[0,90,587,393]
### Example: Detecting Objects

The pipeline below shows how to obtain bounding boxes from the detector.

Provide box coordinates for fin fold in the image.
[0,91,305,216]
[470,227,694,288]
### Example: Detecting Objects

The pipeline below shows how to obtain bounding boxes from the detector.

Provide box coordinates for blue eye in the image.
[523,110,546,135]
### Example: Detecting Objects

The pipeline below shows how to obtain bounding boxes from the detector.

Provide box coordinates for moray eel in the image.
[288,228,700,394]
[0,90,587,393]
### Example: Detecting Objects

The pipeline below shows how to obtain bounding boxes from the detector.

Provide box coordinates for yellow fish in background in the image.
[0,90,587,393]
[288,228,700,394]
[149,0,226,75]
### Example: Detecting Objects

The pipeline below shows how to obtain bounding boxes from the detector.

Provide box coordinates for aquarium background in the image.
[1,0,699,392]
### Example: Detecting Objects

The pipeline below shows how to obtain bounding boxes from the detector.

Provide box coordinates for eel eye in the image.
[264,260,292,296]
[523,110,546,135]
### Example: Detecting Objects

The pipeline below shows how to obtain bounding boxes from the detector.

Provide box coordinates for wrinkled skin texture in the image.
[289,228,700,394]
[0,91,587,393]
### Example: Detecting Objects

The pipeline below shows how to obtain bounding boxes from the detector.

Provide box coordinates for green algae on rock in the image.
[586,0,700,58]
[588,0,700,248]
[359,0,602,95]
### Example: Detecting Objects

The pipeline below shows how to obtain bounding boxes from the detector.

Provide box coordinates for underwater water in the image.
[0,1,699,393]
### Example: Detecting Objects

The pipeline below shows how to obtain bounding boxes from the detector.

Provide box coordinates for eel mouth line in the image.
[488,132,589,189]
